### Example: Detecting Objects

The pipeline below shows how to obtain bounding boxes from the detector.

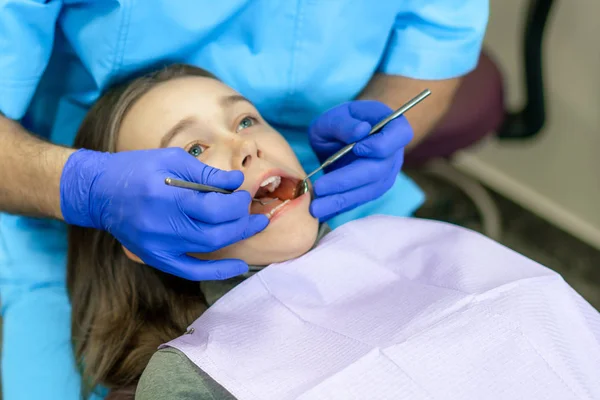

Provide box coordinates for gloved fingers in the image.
[202,214,269,249]
[353,116,413,159]
[310,106,372,144]
[158,254,249,281]
[244,214,270,239]
[169,148,244,191]
[311,207,349,224]
[313,157,393,197]
[182,214,269,251]
[178,190,253,224]
[347,100,393,125]
[310,176,396,220]
[310,183,377,221]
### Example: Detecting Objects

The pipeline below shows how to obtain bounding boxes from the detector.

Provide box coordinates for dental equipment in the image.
[294,89,432,198]
[164,178,278,206]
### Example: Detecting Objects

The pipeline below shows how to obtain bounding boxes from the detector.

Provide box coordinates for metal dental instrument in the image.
[294,89,432,198]
[164,178,278,206]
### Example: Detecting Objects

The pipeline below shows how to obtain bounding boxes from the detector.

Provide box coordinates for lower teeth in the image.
[265,200,290,219]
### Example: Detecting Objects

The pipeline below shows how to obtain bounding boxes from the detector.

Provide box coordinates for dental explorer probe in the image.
[164,178,277,206]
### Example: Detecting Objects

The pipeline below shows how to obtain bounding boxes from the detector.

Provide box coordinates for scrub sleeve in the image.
[326,0,488,229]
[0,1,103,399]
[378,0,488,80]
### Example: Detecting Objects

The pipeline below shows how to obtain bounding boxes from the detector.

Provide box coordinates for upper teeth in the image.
[260,176,281,192]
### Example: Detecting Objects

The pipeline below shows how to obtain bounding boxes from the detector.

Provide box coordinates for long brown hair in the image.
[67,64,216,397]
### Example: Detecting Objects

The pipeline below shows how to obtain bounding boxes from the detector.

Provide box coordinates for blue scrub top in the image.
[0,0,488,225]
[0,2,487,398]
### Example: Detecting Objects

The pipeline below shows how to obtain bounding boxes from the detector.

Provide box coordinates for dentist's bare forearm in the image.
[0,115,74,219]
[359,74,461,148]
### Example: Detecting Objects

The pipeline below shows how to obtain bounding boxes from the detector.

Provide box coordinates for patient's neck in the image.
[248,223,331,270]
[201,223,331,306]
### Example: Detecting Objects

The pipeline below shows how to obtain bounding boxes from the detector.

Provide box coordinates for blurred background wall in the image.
[454,0,600,249]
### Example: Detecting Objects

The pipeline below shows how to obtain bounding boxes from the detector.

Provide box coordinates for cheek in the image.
[199,150,233,172]
[260,135,305,172]
[255,202,319,262]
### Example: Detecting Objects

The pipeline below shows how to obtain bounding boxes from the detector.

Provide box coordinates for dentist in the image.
[0,1,488,398]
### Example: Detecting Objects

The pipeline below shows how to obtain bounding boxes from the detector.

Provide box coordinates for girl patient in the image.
[67,64,323,398]
[69,64,600,400]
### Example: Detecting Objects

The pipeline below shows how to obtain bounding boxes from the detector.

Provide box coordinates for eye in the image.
[236,116,257,132]
[187,143,206,157]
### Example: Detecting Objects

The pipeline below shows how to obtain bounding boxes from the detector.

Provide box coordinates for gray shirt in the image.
[136,347,235,400]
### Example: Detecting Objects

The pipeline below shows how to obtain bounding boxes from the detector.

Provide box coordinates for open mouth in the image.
[250,172,305,219]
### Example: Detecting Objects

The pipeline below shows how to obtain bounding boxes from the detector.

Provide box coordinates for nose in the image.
[234,138,262,170]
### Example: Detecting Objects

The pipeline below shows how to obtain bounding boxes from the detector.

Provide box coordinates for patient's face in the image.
[117,76,319,265]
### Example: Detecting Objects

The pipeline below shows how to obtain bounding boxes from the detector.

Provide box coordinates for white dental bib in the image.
[162,216,600,400]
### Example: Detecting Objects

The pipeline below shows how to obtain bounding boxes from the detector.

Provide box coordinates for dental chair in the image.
[404,0,556,240]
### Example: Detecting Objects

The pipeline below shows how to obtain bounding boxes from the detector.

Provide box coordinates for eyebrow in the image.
[220,94,253,109]
[160,116,197,148]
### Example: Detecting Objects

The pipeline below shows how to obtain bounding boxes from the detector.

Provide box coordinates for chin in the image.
[247,222,318,265]
[240,203,319,265]
[192,201,319,267]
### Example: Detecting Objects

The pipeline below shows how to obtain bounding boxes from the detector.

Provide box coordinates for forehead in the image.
[117,76,238,150]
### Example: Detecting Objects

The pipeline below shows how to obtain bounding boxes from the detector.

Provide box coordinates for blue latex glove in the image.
[308,100,414,221]
[60,148,268,281]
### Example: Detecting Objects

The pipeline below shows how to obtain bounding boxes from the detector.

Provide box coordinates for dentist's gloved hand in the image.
[308,100,413,221]
[60,147,268,281]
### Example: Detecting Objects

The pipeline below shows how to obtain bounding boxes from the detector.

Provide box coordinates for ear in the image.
[122,246,144,264]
